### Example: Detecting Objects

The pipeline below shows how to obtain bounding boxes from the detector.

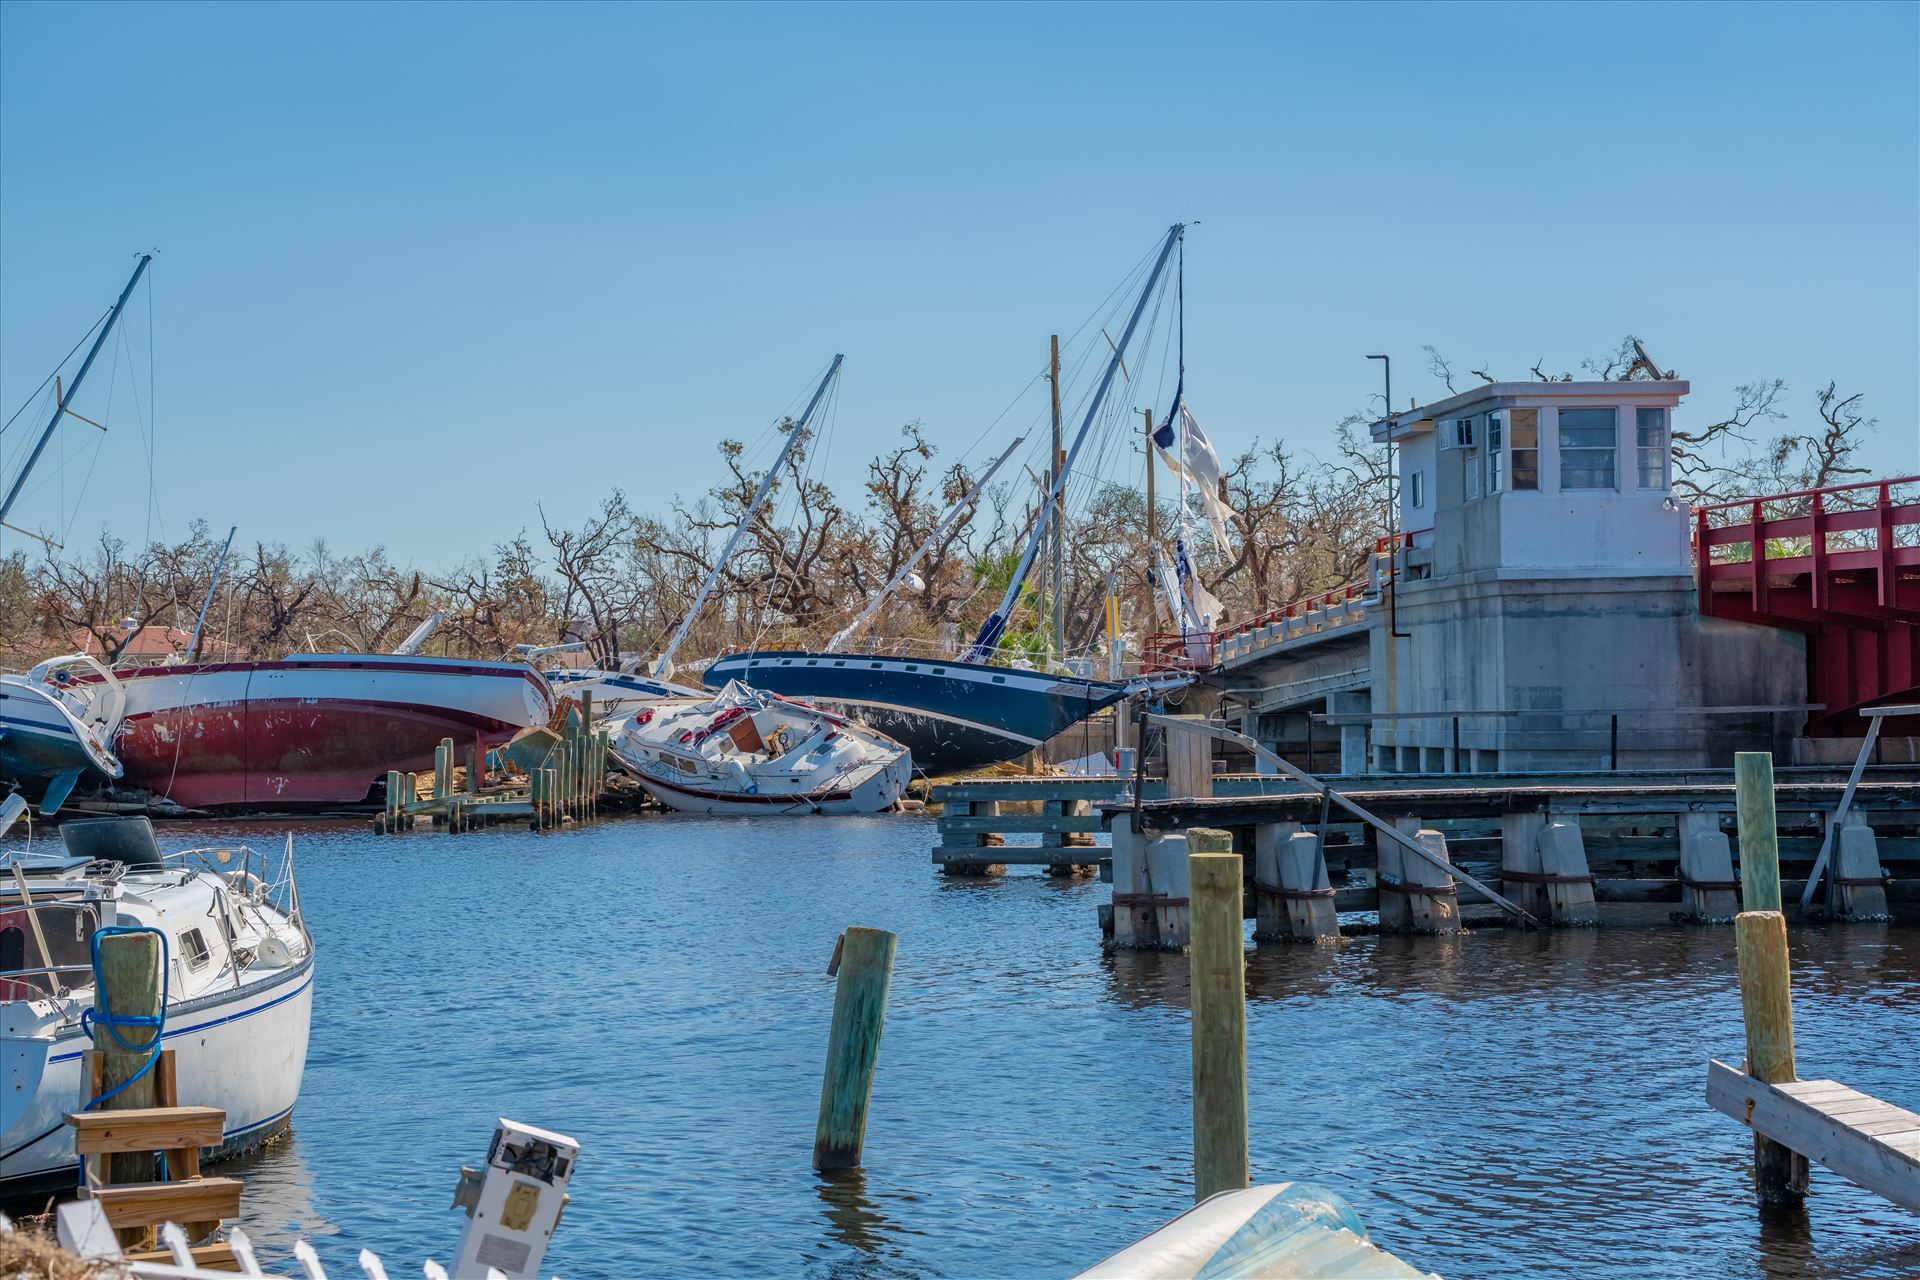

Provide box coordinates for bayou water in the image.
[150,816,1918,1277]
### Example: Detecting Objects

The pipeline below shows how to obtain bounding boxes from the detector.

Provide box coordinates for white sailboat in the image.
[0,811,315,1199]
[610,680,909,815]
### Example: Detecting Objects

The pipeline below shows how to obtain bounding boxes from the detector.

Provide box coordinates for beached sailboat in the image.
[609,680,909,815]
[705,225,1194,775]
[0,812,315,1200]
[0,655,125,814]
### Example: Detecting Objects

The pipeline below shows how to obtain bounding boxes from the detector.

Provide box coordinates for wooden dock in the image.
[373,706,614,835]
[1707,1061,1920,1211]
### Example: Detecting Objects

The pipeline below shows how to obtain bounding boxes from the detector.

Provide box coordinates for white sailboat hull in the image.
[0,957,314,1196]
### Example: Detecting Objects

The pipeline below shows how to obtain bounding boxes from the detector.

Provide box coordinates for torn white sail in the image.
[1154,404,1233,552]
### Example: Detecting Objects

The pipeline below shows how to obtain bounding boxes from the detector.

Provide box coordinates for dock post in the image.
[385,770,401,834]
[813,926,896,1172]
[1676,813,1740,922]
[1500,812,1549,918]
[435,738,453,801]
[1831,811,1890,920]
[1188,828,1248,1202]
[1281,830,1340,942]
[1735,910,1808,1203]
[1735,751,1782,912]
[1379,818,1420,932]
[91,929,163,1186]
[1536,819,1597,926]
[1250,821,1300,941]
[1146,832,1193,947]
[465,745,479,796]
[1110,826,1156,948]
[1406,829,1461,933]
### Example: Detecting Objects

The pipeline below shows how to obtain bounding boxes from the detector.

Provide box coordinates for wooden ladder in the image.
[68,1049,246,1271]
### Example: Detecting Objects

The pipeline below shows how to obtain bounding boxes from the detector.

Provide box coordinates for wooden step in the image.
[125,1241,241,1272]
[90,1177,244,1230]
[67,1106,226,1155]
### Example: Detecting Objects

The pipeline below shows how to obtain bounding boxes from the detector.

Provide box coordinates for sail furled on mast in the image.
[962,223,1184,664]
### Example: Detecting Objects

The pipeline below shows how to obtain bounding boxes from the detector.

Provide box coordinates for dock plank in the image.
[1706,1060,1920,1211]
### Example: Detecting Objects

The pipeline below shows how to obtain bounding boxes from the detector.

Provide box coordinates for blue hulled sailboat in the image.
[706,225,1193,775]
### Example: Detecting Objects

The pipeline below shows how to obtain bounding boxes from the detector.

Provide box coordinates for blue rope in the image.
[80,925,170,1110]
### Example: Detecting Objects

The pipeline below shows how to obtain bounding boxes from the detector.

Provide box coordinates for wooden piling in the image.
[434,738,453,801]
[813,926,896,1172]
[1735,910,1808,1202]
[92,930,163,1186]
[1736,751,1781,913]
[1187,828,1248,1202]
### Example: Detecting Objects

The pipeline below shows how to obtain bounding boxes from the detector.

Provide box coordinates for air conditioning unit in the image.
[1439,416,1475,450]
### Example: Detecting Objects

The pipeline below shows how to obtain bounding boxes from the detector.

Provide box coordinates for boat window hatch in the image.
[992,675,1006,683]
[870,662,883,669]
[931,667,945,675]
[180,927,212,972]
[905,665,918,672]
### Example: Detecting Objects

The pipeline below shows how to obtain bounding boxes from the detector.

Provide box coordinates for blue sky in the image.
[2,0,1915,567]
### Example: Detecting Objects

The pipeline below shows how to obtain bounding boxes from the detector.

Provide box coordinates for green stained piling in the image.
[813,926,896,1171]
[1735,752,1781,912]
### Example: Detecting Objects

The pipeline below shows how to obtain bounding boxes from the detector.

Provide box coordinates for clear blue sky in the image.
[3,0,1915,567]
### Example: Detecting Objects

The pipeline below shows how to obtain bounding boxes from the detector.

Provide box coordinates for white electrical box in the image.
[449,1118,580,1280]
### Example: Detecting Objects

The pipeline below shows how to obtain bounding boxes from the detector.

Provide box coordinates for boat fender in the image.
[723,758,752,789]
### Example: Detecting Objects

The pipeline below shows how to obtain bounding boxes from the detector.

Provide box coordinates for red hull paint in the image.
[116,697,525,809]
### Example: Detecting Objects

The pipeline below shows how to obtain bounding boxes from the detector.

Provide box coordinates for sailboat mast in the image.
[186,526,237,663]
[963,224,1182,662]
[0,254,152,527]
[1143,407,1156,549]
[653,354,844,674]
[826,434,1025,652]
[1049,334,1065,656]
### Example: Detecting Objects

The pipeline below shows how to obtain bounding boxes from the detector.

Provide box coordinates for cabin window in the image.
[1509,409,1540,490]
[992,675,1006,684]
[904,664,918,672]
[1636,408,1669,489]
[0,925,24,973]
[1408,469,1426,511]
[805,659,817,666]
[180,928,212,972]
[931,667,946,675]
[780,659,792,666]
[833,660,846,667]
[871,662,883,669]
[1558,407,1617,490]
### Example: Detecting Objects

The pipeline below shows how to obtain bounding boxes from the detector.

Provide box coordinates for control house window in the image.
[1509,409,1539,490]
[1487,412,1505,493]
[1408,469,1426,511]
[1636,407,1669,489]
[1559,407,1617,490]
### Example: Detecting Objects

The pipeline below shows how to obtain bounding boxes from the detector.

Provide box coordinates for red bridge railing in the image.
[1695,475,1920,622]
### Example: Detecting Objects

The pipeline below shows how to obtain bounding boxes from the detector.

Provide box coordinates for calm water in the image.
[148,815,1918,1279]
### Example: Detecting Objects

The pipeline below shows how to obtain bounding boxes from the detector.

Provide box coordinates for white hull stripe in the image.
[809,696,1044,747]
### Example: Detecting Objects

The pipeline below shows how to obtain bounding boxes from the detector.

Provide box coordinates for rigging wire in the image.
[0,310,110,438]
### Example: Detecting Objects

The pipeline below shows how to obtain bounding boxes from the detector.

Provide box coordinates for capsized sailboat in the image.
[609,680,909,815]
[706,225,1195,775]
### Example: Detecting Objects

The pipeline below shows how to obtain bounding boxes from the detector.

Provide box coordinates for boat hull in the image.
[702,652,1129,776]
[0,679,121,799]
[627,747,911,815]
[100,657,552,809]
[0,957,315,1201]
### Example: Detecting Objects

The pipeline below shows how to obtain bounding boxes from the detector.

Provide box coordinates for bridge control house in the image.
[1209,379,1839,774]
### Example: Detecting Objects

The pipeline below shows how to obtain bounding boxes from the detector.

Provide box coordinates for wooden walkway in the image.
[1708,1060,1920,1211]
